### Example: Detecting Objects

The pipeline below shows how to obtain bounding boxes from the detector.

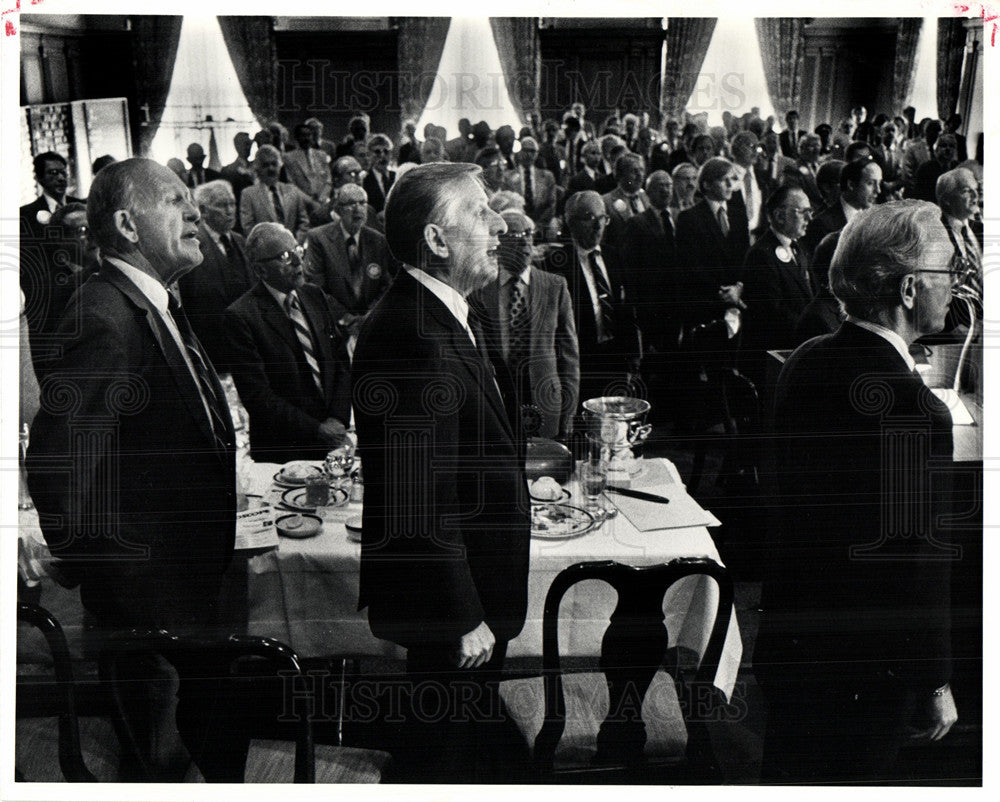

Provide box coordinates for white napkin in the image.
[607,486,721,532]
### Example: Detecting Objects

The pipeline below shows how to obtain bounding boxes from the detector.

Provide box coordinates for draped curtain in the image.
[891,19,923,113]
[660,18,716,123]
[937,18,966,120]
[396,17,452,122]
[218,16,277,126]
[489,18,540,126]
[754,18,806,118]
[130,16,183,156]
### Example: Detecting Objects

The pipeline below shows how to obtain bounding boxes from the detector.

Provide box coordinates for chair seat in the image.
[244,739,391,783]
[500,668,687,770]
[15,716,120,782]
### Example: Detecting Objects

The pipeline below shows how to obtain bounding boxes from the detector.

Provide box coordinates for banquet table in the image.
[246,458,743,701]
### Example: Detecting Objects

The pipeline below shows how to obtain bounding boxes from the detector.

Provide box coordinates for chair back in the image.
[532,558,734,773]
[17,601,98,782]
[99,630,316,782]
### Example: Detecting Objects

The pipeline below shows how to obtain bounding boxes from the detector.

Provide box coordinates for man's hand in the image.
[453,621,495,669]
[908,685,958,742]
[317,418,348,446]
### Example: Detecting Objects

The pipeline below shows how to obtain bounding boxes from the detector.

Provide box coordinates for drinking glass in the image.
[579,457,608,522]
[19,423,33,511]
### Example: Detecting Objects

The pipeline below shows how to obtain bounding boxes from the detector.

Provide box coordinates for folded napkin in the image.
[608,486,721,532]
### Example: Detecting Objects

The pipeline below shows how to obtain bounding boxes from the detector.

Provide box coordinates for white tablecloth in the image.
[246,459,743,700]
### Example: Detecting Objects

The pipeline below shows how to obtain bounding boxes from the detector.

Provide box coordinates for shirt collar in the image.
[575,243,602,261]
[845,316,916,371]
[943,214,969,234]
[104,256,170,314]
[263,281,291,310]
[203,224,223,247]
[504,265,531,286]
[405,266,471,331]
[770,227,793,248]
[584,166,596,179]
[42,193,64,212]
[707,198,728,217]
[340,222,357,242]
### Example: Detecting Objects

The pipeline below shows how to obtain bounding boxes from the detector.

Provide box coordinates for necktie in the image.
[218,234,230,257]
[628,194,643,215]
[508,277,532,404]
[743,170,755,224]
[523,168,535,214]
[347,235,360,270]
[661,208,674,237]
[467,311,503,400]
[270,186,285,221]
[716,204,730,237]
[588,251,616,341]
[284,291,324,394]
[961,226,982,273]
[167,295,230,452]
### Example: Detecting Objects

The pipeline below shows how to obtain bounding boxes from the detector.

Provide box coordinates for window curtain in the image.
[937,18,966,120]
[890,19,923,115]
[397,17,452,122]
[131,16,183,156]
[217,16,277,126]
[754,18,806,118]
[660,18,716,123]
[489,18,540,126]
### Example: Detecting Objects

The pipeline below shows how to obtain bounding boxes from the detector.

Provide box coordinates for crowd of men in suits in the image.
[17,97,983,783]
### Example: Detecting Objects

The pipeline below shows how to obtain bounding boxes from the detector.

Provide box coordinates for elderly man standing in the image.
[352,162,529,783]
[225,223,351,462]
[20,151,84,241]
[469,209,579,440]
[239,144,311,243]
[26,159,237,778]
[304,183,396,347]
[501,136,556,228]
[601,151,649,248]
[178,180,255,371]
[283,123,332,209]
[758,200,960,783]
[362,133,396,212]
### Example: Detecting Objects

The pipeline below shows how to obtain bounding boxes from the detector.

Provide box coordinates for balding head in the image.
[334,183,369,234]
[333,156,363,188]
[254,145,282,186]
[645,170,673,210]
[564,190,607,250]
[194,180,236,234]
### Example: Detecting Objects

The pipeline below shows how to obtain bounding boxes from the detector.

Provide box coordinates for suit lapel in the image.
[254,283,299,350]
[100,264,222,450]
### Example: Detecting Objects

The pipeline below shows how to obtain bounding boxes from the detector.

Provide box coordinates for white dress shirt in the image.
[846,316,916,371]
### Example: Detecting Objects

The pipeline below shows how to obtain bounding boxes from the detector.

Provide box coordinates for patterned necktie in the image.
[523,168,535,214]
[743,170,755,224]
[270,186,285,221]
[284,290,323,394]
[508,276,532,404]
[167,295,230,452]
[716,204,730,237]
[961,226,982,273]
[588,250,616,341]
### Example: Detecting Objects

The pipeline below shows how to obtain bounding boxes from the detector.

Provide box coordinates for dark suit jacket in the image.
[225,281,352,462]
[25,261,236,629]
[741,228,815,351]
[565,169,598,201]
[780,160,824,209]
[185,167,222,188]
[674,199,751,328]
[501,166,558,226]
[622,206,680,349]
[761,322,953,694]
[802,200,848,260]
[303,223,395,315]
[601,187,651,249]
[352,271,530,649]
[468,268,580,439]
[177,224,254,372]
[778,129,807,158]
[911,159,946,203]
[19,194,85,242]
[362,169,396,213]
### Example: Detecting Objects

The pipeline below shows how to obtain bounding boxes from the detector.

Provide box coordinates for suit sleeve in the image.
[239,191,255,237]
[555,278,580,436]
[303,231,329,292]
[290,186,311,242]
[224,305,326,441]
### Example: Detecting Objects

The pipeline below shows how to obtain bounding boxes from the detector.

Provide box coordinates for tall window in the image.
[691,17,775,126]
[416,17,520,141]
[910,17,939,121]
[149,16,257,169]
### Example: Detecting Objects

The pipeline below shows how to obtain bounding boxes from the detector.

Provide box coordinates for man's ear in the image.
[900,272,918,310]
[423,223,449,259]
[113,209,140,244]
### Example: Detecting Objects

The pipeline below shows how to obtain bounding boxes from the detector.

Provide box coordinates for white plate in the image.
[529,487,571,504]
[280,486,349,512]
[530,503,596,540]
[275,513,322,539]
[345,515,363,543]
[273,462,325,487]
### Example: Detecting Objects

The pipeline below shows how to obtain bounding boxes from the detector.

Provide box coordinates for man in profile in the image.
[352,162,529,783]
[758,200,960,783]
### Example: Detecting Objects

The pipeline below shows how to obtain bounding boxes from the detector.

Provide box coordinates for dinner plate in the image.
[529,486,571,504]
[530,503,596,540]
[273,462,326,488]
[275,512,322,539]
[345,515,363,543]
[281,486,349,513]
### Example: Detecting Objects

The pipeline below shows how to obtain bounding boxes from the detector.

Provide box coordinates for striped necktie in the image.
[284,290,323,394]
[588,250,616,342]
[167,295,231,452]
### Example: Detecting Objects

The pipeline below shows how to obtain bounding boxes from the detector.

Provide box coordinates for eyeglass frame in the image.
[253,245,305,265]
[910,267,975,284]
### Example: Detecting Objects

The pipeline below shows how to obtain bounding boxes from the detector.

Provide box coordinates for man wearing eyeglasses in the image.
[304,183,396,349]
[20,151,85,242]
[362,133,396,213]
[225,222,352,461]
[758,200,960,783]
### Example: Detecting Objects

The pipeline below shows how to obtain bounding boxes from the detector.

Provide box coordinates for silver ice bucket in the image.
[581,396,652,471]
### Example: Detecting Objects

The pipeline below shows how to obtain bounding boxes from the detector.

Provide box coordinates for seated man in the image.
[304,183,396,346]
[225,223,351,462]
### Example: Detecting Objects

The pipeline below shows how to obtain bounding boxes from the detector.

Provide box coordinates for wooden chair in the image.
[99,630,391,783]
[503,558,734,782]
[16,601,111,782]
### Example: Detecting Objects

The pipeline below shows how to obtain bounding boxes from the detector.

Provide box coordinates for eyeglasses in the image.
[337,199,368,208]
[912,267,975,283]
[255,246,304,265]
[370,147,390,155]
[781,206,814,218]
[570,214,609,225]
[499,230,534,241]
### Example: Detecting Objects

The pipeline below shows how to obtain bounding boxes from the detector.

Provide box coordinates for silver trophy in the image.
[581,396,652,476]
